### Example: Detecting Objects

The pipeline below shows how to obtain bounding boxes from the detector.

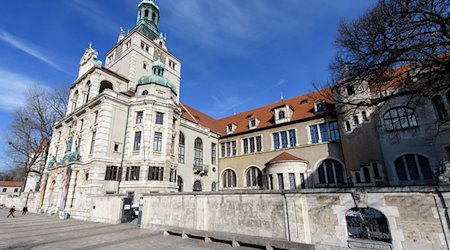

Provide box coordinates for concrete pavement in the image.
[0,208,254,250]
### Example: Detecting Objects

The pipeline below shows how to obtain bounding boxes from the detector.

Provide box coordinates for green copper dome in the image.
[137,61,177,95]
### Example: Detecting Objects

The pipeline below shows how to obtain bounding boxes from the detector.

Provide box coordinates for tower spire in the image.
[135,0,160,39]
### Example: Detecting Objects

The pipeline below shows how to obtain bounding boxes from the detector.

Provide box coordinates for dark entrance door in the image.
[121,197,133,223]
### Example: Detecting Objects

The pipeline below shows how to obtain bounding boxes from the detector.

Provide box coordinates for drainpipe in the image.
[282,191,291,241]
[117,106,130,194]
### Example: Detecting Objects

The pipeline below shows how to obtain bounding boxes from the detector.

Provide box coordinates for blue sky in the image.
[0,0,377,170]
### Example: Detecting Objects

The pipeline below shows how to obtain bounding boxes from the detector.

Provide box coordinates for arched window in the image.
[193,180,202,192]
[152,12,156,21]
[177,176,183,192]
[72,90,79,112]
[211,182,217,191]
[85,81,91,104]
[144,9,149,18]
[278,110,285,120]
[142,90,148,96]
[317,159,345,185]
[99,81,113,94]
[222,169,237,188]
[346,207,391,243]
[383,107,417,131]
[432,95,448,120]
[394,154,433,182]
[194,138,203,167]
[178,132,185,164]
[245,166,262,187]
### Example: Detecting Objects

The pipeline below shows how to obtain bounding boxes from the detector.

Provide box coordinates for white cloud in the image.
[0,69,38,111]
[0,29,68,73]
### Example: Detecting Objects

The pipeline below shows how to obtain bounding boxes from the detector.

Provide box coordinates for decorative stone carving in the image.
[437,160,450,185]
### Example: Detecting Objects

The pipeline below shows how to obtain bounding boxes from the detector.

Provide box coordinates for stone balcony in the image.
[193,164,209,175]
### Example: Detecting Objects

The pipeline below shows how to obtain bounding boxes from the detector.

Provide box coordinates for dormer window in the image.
[278,111,285,120]
[273,105,293,124]
[249,118,258,129]
[227,123,236,134]
[314,101,327,114]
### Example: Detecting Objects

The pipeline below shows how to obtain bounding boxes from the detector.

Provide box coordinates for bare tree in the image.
[4,84,69,189]
[328,0,449,118]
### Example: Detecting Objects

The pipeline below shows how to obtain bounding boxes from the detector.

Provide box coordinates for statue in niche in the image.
[65,137,73,153]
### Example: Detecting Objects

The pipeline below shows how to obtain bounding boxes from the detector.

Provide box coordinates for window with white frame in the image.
[211,143,216,165]
[309,121,340,144]
[155,112,164,125]
[153,132,162,151]
[245,166,262,187]
[317,159,345,185]
[394,154,432,182]
[272,129,296,149]
[222,169,237,188]
[178,132,185,163]
[220,141,237,157]
[242,136,262,154]
[194,138,203,166]
[383,107,417,131]
[133,131,142,151]
[136,111,143,124]
[249,118,257,129]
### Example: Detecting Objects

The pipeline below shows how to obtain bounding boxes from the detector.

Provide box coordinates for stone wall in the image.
[0,192,41,213]
[88,195,124,224]
[140,188,450,250]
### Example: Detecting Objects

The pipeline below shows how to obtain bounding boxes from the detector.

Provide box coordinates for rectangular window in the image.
[289,173,296,190]
[278,173,284,190]
[155,112,164,125]
[249,137,255,153]
[243,139,248,154]
[256,136,262,151]
[288,129,296,146]
[178,143,185,164]
[154,132,162,151]
[136,111,143,124]
[226,142,231,156]
[273,130,296,149]
[273,132,280,149]
[133,131,142,151]
[105,166,118,180]
[2,188,6,192]
[89,131,96,154]
[130,166,140,181]
[243,136,262,154]
[232,141,237,155]
[319,123,329,142]
[300,173,306,189]
[269,174,274,190]
[14,188,18,192]
[221,143,225,157]
[353,115,360,125]
[310,125,319,144]
[148,166,164,181]
[329,121,340,141]
[211,143,216,165]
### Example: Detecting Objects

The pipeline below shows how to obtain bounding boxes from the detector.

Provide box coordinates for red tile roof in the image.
[266,152,306,165]
[180,88,333,136]
[0,181,22,187]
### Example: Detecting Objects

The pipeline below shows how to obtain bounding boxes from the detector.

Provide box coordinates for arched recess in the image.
[346,207,391,243]
[177,176,183,192]
[244,166,262,188]
[222,168,237,188]
[193,180,202,192]
[99,80,113,94]
[316,158,346,185]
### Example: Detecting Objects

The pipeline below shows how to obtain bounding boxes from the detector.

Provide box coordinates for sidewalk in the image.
[0,208,252,250]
